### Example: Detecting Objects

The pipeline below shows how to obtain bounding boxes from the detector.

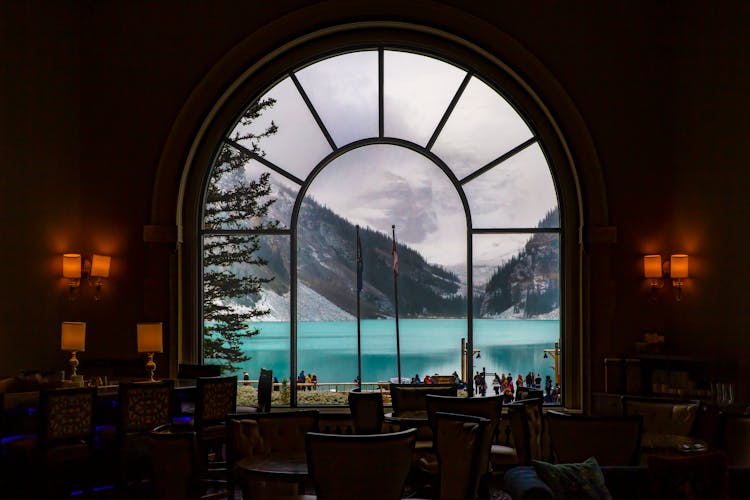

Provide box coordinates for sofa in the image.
[502,462,750,499]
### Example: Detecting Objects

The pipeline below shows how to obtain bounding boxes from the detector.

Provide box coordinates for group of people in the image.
[409,371,466,389]
[297,370,318,390]
[473,371,559,403]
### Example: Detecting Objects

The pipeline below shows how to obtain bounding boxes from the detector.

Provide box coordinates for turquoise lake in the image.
[229,319,560,384]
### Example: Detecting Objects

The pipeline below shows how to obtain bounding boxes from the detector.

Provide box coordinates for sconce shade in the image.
[61,322,86,351]
[137,322,163,353]
[90,254,111,278]
[643,255,663,278]
[63,254,82,279]
[670,254,689,278]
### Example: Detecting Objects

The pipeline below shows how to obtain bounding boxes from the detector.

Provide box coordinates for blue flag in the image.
[356,229,363,293]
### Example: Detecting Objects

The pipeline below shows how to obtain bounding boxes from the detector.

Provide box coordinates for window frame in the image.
[179,25,584,409]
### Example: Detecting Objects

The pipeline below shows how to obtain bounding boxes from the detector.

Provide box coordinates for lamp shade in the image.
[90,254,111,278]
[61,322,86,351]
[670,254,689,278]
[137,322,163,353]
[63,254,82,279]
[643,254,662,278]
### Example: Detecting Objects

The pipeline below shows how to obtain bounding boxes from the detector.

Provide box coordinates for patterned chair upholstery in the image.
[2,386,97,498]
[193,375,238,462]
[112,380,174,491]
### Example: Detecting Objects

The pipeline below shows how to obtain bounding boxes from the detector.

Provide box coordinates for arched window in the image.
[199,45,565,406]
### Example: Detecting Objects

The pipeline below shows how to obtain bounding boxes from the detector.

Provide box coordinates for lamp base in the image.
[145,353,157,382]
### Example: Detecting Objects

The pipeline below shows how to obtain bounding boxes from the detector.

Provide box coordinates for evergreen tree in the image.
[203,98,278,372]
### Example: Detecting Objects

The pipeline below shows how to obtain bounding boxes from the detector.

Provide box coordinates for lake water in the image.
[230,318,560,385]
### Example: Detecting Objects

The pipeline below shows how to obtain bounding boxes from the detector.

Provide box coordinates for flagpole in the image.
[392,224,401,384]
[356,225,362,391]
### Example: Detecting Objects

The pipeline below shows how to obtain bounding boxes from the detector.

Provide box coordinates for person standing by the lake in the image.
[492,374,502,396]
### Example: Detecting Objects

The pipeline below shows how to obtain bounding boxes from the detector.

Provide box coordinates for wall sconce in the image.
[670,254,689,301]
[89,254,111,301]
[642,253,689,301]
[61,321,86,383]
[62,253,111,301]
[62,254,82,300]
[137,322,163,382]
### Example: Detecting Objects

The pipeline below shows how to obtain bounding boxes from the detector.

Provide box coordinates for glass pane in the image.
[229,77,332,181]
[204,143,299,230]
[464,144,558,228]
[305,144,467,267]
[295,51,378,147]
[203,234,291,408]
[432,76,534,179]
[472,233,560,402]
[384,50,466,147]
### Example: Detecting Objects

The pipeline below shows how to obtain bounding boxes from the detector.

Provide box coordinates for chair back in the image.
[229,410,320,458]
[348,391,384,434]
[720,413,750,466]
[178,363,222,379]
[507,397,545,464]
[118,380,174,435]
[257,368,272,413]
[38,386,96,448]
[306,428,417,500]
[433,412,490,500]
[426,394,502,475]
[546,410,643,465]
[621,396,701,437]
[194,375,238,428]
[389,384,457,415]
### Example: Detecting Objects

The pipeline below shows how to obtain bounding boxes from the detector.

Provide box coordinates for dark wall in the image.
[1,1,748,401]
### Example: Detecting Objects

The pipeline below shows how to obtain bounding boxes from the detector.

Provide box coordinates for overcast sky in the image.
[231,49,558,272]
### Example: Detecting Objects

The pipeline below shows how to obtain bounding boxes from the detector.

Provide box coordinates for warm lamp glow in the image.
[61,321,86,351]
[643,255,662,278]
[137,323,163,353]
[62,254,82,279]
[90,254,111,278]
[61,321,86,379]
[670,254,689,279]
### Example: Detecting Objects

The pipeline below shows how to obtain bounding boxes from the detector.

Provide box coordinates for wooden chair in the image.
[546,410,643,465]
[389,384,458,454]
[3,387,97,498]
[423,394,512,480]
[432,412,490,500]
[113,380,175,492]
[348,390,385,434]
[306,428,417,500]
[228,410,319,499]
[148,425,229,499]
[193,375,238,464]
[506,397,545,465]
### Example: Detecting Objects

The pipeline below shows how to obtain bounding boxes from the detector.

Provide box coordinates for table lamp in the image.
[137,322,163,382]
[61,321,86,381]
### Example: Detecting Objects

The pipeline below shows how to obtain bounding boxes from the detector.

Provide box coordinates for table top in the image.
[384,411,428,427]
[235,452,308,481]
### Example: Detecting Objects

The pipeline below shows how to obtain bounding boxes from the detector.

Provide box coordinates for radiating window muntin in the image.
[202,46,561,405]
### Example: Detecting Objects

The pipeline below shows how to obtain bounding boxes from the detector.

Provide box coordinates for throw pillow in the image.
[533,456,612,500]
